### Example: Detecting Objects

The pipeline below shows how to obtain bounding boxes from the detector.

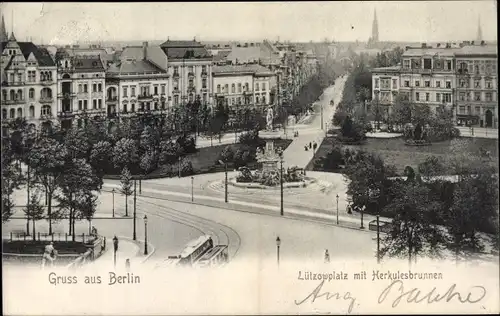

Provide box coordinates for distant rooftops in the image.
[213,64,274,76]
[159,39,211,60]
[107,59,165,76]
[403,41,497,57]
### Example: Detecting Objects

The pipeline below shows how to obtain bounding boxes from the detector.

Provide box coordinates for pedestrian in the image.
[125,259,131,271]
[309,142,312,149]
[313,142,317,151]
[304,145,308,151]
[324,249,330,263]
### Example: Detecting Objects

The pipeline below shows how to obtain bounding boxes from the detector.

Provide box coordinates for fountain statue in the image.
[266,106,274,131]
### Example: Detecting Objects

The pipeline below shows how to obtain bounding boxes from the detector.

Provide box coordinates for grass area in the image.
[307,136,498,175]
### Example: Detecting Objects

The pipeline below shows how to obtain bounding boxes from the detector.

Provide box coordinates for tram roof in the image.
[180,235,212,258]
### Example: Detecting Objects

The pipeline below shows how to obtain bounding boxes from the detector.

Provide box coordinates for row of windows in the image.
[1,105,52,120]
[122,84,167,97]
[413,92,453,103]
[457,106,493,116]
[172,93,209,105]
[172,65,208,74]
[2,88,53,101]
[215,82,266,94]
[78,83,103,93]
[78,99,104,110]
[458,92,495,102]
[402,80,453,89]
[458,79,495,89]
[221,95,268,105]
[172,79,207,90]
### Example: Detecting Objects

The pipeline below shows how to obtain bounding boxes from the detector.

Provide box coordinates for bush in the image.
[218,145,234,163]
[239,130,260,146]
[176,134,196,154]
[236,167,253,183]
[316,146,344,171]
[180,159,194,177]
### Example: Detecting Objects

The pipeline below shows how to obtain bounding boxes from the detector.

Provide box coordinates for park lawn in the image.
[307,136,499,175]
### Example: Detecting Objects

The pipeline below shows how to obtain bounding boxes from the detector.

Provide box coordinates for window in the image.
[415,81,420,87]
[154,86,158,95]
[486,80,492,89]
[447,61,452,70]
[262,83,266,91]
[446,81,451,89]
[256,96,260,103]
[174,66,179,74]
[84,84,88,93]
[374,78,379,88]
[436,93,441,102]
[93,100,97,109]
[262,96,266,104]
[425,93,430,101]
[475,106,481,115]
[403,60,410,69]
[188,79,194,88]
[131,87,136,97]
[474,80,481,88]
[189,66,194,74]
[436,81,441,88]
[225,84,228,92]
[189,94,194,102]
[79,100,83,110]
[474,92,481,101]
[93,84,97,92]
[459,92,466,101]
[474,65,479,74]
[29,106,34,118]
[17,74,22,82]
[41,105,51,116]
[423,58,431,69]
[459,79,468,88]
[78,84,83,93]
[486,93,492,102]
[245,83,249,91]
[459,106,465,114]
[203,93,207,104]
[202,65,207,73]
[404,80,410,87]
[98,99,102,109]
[232,84,235,93]
[2,90,6,100]
[154,102,158,110]
[83,100,88,110]
[17,108,22,118]
[443,93,452,103]
[98,83,102,92]
[161,84,166,94]
[392,79,397,89]
[29,88,35,100]
[173,80,179,90]
[217,85,221,93]
[255,83,259,91]
[415,92,420,101]
[174,95,179,105]
[122,104,128,113]
[238,83,242,93]
[2,109,6,119]
[202,79,207,89]
[131,103,135,112]
[10,90,15,100]
[123,87,128,97]
[424,81,430,87]
[10,108,15,118]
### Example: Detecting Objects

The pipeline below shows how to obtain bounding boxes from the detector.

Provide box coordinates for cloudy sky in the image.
[0,1,497,44]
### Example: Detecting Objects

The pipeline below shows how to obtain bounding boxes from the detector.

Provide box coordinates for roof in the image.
[227,44,281,65]
[1,41,55,67]
[160,40,205,48]
[180,235,212,258]
[403,47,458,57]
[371,66,400,73]
[213,64,274,76]
[159,39,212,60]
[455,45,497,56]
[120,46,143,61]
[213,50,231,62]
[107,59,166,75]
[402,44,497,57]
[73,56,105,72]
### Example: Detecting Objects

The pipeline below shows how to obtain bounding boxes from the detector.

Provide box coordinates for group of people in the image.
[304,141,318,152]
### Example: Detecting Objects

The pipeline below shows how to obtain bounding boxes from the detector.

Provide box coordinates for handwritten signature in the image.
[294,280,357,313]
[378,280,487,308]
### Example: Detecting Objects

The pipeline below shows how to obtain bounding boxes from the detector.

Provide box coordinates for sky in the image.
[0,1,497,45]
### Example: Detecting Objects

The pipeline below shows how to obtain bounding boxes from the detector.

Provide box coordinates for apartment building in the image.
[55,50,106,129]
[1,29,57,133]
[371,42,498,127]
[212,64,276,114]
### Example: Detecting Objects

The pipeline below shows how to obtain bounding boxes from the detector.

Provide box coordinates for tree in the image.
[219,146,234,163]
[120,167,133,217]
[159,140,179,165]
[418,156,445,181]
[28,137,68,234]
[89,140,113,185]
[380,181,444,265]
[112,138,139,171]
[140,125,155,153]
[411,104,432,126]
[24,192,45,240]
[390,95,412,126]
[140,150,158,175]
[64,128,90,159]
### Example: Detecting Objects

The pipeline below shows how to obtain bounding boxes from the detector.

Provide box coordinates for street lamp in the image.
[279,151,284,216]
[336,194,339,225]
[178,156,182,178]
[143,215,148,255]
[360,205,365,229]
[218,160,228,203]
[112,188,116,218]
[376,215,380,264]
[191,176,194,202]
[112,235,118,267]
[276,236,281,267]
[133,179,137,241]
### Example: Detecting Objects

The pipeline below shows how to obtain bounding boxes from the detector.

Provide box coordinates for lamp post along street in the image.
[191,176,194,202]
[219,160,228,203]
[376,215,380,264]
[280,158,284,216]
[144,215,148,255]
[360,206,365,229]
[112,188,115,218]
[336,194,339,225]
[133,180,137,241]
[113,236,118,268]
[26,163,30,234]
[178,157,181,178]
[276,236,281,267]
[139,178,142,194]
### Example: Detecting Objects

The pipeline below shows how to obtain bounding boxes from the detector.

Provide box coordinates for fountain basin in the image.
[229,177,316,190]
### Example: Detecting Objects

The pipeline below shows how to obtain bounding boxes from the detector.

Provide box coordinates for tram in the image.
[193,245,229,268]
[178,235,214,266]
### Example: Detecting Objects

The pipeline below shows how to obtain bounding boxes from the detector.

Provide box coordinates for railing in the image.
[40,113,53,120]
[4,81,26,86]
[172,88,180,94]
[40,80,54,86]
[58,111,75,118]
[39,97,54,103]
[106,96,118,102]
[2,99,25,105]
[7,231,97,244]
[58,92,76,99]
[138,94,153,100]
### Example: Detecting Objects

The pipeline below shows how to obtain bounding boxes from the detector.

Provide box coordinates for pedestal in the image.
[262,161,278,173]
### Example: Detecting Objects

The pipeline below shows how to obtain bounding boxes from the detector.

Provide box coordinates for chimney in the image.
[481,40,485,46]
[436,43,441,48]
[142,41,148,60]
[421,43,427,48]
[445,43,451,48]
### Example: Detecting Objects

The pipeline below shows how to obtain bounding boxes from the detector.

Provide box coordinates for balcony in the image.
[57,111,75,118]
[188,72,195,78]
[201,71,208,78]
[40,80,54,86]
[2,99,25,105]
[39,97,54,104]
[173,72,180,78]
[58,92,76,99]
[187,86,196,93]
[201,86,208,92]
[172,88,180,94]
[40,113,53,120]
[106,96,118,102]
[138,94,153,101]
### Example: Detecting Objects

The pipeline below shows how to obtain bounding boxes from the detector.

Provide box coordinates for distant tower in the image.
[371,9,379,43]
[476,15,483,42]
[0,14,8,42]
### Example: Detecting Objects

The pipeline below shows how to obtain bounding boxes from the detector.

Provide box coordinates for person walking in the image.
[324,249,330,263]
[125,259,131,271]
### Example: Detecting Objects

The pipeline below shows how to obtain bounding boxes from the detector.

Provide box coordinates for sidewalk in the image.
[457,126,498,139]
[90,235,153,270]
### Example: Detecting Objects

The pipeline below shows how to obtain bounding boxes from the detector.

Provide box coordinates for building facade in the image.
[1,30,57,133]
[55,52,106,129]
[371,42,498,128]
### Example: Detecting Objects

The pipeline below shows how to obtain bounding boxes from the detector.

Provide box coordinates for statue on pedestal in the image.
[266,106,274,131]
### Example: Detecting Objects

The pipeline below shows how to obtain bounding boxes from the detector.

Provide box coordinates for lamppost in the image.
[112,188,116,218]
[178,156,182,178]
[218,160,228,203]
[276,236,281,267]
[133,179,137,241]
[376,215,380,264]
[336,193,339,225]
[279,151,284,216]
[360,205,365,229]
[143,215,148,255]
[191,176,194,202]
[113,235,118,267]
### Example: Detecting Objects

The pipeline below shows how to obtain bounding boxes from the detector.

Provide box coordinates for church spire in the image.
[476,15,483,42]
[0,15,7,42]
[371,8,379,43]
